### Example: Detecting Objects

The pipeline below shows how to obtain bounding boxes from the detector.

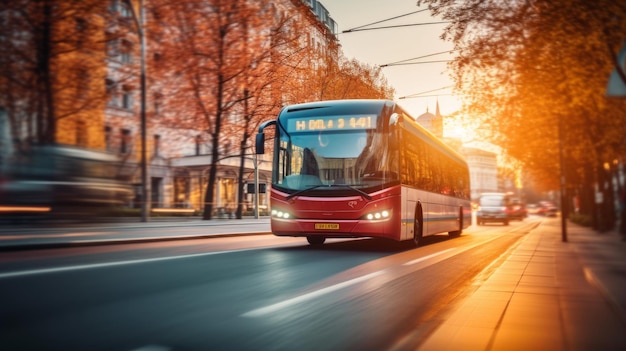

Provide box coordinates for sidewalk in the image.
[419,218,626,351]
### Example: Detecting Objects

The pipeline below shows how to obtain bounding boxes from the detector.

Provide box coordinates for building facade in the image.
[415,101,443,139]
[102,0,339,215]
[462,147,499,201]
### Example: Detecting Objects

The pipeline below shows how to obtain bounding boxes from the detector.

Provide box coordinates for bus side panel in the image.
[401,186,430,241]
[423,193,457,235]
[403,188,470,237]
[463,205,472,229]
[401,186,412,241]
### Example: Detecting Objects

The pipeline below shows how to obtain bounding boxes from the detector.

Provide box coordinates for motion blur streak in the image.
[242,270,385,318]
[0,206,51,212]
[0,247,258,280]
[403,248,455,266]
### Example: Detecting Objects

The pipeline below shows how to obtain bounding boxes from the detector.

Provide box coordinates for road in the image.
[0,218,541,351]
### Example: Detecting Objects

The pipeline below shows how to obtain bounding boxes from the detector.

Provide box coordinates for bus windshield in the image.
[274,121,398,195]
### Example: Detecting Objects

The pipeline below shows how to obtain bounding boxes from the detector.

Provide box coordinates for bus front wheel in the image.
[307,236,326,245]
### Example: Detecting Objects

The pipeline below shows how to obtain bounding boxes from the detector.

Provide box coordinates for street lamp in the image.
[124,0,149,222]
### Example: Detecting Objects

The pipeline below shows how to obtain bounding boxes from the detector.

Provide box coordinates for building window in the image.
[153,52,162,66]
[195,135,201,155]
[121,129,131,153]
[120,40,133,64]
[106,39,118,58]
[75,17,87,48]
[153,91,162,116]
[110,0,132,18]
[154,134,160,157]
[105,126,112,151]
[122,88,133,110]
[106,78,119,107]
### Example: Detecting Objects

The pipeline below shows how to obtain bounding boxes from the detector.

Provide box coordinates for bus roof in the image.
[279,99,394,118]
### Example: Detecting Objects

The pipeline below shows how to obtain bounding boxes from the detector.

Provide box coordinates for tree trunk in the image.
[36,0,55,144]
[236,90,251,220]
[203,69,226,220]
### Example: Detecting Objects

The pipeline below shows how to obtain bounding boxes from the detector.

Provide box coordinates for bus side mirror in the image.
[255,133,265,154]
[389,113,400,127]
[256,119,276,155]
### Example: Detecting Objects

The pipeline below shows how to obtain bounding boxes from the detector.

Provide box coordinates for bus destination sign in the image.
[287,115,376,132]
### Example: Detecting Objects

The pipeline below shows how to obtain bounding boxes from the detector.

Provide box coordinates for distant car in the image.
[526,203,540,215]
[508,200,527,221]
[538,201,558,217]
[476,192,511,225]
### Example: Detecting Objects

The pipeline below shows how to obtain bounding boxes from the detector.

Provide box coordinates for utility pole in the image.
[125,0,149,222]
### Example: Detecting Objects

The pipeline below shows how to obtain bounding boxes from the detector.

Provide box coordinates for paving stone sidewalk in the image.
[419,218,626,351]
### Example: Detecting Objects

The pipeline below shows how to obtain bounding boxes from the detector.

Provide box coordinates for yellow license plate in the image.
[315,223,339,230]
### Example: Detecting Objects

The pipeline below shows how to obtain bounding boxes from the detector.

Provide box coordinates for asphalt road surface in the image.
[0,219,541,351]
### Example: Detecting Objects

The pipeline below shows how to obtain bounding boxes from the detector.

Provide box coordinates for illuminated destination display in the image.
[287,115,377,132]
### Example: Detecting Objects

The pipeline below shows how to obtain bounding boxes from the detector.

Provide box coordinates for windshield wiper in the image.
[286,184,372,200]
[286,185,326,200]
[331,184,372,200]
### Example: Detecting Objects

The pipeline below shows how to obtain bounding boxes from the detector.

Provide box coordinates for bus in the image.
[255,99,471,246]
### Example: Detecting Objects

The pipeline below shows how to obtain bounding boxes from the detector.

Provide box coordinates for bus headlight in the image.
[364,210,390,221]
[271,209,293,219]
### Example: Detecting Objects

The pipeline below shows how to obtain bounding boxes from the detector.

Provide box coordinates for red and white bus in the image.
[256,99,471,246]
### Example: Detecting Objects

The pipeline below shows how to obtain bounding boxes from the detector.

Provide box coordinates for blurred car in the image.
[526,203,540,215]
[538,201,558,217]
[508,198,527,221]
[0,145,133,216]
[476,192,511,225]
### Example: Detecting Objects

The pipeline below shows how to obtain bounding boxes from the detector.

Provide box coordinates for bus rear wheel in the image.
[307,236,326,245]
[413,205,423,247]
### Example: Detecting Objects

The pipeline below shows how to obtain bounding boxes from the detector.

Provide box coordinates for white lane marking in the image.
[0,248,257,280]
[0,232,114,240]
[242,270,385,318]
[130,345,171,351]
[243,246,480,318]
[403,248,456,266]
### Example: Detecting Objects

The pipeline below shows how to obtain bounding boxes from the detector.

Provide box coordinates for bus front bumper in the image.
[270,218,400,241]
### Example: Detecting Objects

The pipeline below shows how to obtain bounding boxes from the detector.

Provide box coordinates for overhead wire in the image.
[343,9,429,32]
[399,86,454,99]
[380,50,455,67]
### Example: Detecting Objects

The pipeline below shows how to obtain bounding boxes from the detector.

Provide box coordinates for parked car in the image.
[476,192,511,225]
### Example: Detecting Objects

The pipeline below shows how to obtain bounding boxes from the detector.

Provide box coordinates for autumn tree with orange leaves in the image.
[419,0,626,229]
[148,0,310,219]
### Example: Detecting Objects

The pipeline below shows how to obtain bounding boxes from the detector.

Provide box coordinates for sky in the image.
[321,0,462,124]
